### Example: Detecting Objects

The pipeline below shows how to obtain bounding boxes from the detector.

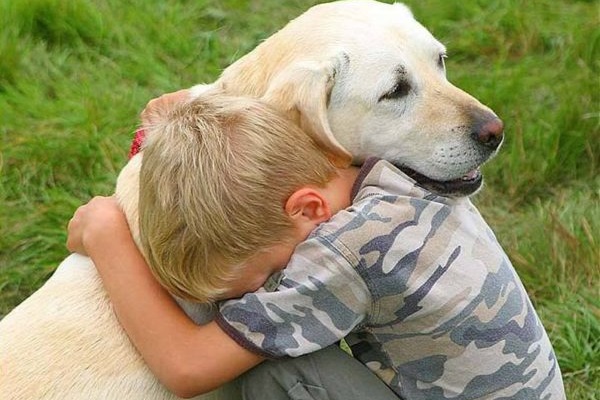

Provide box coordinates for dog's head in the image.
[219,0,504,197]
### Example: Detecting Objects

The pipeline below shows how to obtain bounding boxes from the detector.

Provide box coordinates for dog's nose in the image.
[472,118,504,149]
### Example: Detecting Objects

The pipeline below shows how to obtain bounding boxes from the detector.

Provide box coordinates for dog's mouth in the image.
[399,166,483,197]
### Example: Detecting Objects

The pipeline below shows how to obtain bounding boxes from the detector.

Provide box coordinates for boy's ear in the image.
[285,188,332,226]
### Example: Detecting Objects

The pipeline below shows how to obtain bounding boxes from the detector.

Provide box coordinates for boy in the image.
[68,92,565,399]
[69,92,398,400]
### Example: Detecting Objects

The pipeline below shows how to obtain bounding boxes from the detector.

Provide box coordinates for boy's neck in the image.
[320,166,361,215]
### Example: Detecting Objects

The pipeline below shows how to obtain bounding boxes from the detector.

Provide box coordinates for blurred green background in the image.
[0,0,598,397]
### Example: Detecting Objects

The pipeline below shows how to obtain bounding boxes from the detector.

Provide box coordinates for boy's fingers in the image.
[66,209,85,255]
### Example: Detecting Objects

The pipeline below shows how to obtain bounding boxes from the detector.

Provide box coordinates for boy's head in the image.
[139,92,338,303]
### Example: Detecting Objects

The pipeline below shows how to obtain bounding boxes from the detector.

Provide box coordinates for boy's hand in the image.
[67,196,263,397]
[141,89,191,126]
[67,196,129,257]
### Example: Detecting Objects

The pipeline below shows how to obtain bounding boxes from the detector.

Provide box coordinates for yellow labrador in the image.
[212,0,503,197]
[0,1,503,399]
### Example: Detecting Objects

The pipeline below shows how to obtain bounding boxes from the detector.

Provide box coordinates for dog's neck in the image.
[114,153,144,251]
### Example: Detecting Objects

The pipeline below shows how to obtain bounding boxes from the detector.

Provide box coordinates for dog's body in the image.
[0,1,503,398]
[0,254,240,400]
[0,155,235,400]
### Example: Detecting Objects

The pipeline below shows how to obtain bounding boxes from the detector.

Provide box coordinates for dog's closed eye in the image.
[379,65,412,102]
[379,78,411,101]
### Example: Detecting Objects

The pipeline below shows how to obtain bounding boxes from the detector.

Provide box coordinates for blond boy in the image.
[68,93,564,399]
[69,92,398,399]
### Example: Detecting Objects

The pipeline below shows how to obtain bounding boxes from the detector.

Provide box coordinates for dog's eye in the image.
[438,53,447,70]
[380,79,411,101]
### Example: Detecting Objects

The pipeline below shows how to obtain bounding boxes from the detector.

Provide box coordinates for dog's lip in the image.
[460,168,481,181]
[398,166,483,196]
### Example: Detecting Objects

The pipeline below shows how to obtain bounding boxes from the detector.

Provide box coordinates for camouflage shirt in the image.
[217,158,565,399]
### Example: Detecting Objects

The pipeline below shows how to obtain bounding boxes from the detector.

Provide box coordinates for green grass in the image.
[0,0,598,397]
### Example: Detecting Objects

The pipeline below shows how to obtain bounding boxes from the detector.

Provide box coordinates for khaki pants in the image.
[240,345,399,400]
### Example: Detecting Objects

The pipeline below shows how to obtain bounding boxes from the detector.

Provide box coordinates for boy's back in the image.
[217,158,565,399]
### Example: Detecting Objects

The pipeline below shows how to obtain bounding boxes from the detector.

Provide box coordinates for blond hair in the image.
[138,92,337,303]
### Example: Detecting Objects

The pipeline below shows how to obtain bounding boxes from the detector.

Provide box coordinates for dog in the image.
[0,1,503,399]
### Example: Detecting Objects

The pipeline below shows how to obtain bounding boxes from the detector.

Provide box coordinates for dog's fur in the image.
[0,1,503,399]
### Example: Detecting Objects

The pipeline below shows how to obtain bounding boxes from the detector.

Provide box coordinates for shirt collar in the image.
[350,157,381,200]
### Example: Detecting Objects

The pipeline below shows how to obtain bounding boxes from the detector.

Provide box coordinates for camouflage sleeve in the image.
[216,235,371,358]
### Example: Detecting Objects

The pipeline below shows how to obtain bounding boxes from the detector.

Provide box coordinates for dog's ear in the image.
[261,59,352,167]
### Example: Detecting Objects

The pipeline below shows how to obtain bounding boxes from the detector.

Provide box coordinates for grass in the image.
[0,0,598,398]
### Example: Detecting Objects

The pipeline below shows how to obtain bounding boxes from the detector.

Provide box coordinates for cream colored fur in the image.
[0,154,237,400]
[0,1,500,398]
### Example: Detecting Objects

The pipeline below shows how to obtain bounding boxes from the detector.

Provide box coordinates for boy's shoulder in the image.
[311,158,468,258]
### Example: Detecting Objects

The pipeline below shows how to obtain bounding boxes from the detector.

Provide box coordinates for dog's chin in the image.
[399,166,483,197]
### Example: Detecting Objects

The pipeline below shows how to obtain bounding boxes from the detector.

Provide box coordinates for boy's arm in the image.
[216,233,371,359]
[67,196,263,398]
